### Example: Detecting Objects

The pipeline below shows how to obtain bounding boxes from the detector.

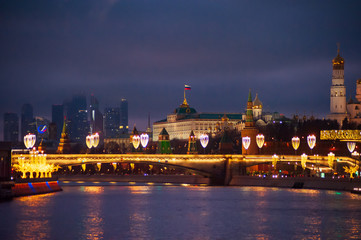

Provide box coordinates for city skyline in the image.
[1,1,361,139]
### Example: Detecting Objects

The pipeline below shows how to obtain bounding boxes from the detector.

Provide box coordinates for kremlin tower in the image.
[327,45,348,125]
[241,90,259,155]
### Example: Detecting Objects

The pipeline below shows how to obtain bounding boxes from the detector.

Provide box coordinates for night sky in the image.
[1,0,361,139]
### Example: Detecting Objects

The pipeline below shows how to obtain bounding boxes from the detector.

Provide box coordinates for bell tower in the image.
[328,44,348,125]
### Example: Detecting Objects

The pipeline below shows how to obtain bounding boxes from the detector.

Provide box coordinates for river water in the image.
[1,183,361,239]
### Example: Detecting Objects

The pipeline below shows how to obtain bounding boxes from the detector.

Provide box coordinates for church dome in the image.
[252,93,263,109]
[332,49,344,70]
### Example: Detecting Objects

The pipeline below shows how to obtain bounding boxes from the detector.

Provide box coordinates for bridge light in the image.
[328,152,335,169]
[301,153,307,170]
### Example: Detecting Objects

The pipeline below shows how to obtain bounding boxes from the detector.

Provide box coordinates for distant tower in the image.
[252,93,263,120]
[57,118,71,154]
[328,45,347,125]
[241,90,259,155]
[157,128,171,154]
[3,113,19,142]
[356,79,361,102]
[120,98,128,134]
[21,104,34,138]
[187,130,197,154]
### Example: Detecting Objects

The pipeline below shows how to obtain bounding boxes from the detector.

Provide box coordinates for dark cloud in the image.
[1,0,361,139]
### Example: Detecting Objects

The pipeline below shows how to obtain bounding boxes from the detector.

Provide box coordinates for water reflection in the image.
[15,194,53,240]
[128,186,152,239]
[81,187,104,240]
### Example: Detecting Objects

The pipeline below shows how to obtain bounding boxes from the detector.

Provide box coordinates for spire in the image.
[337,42,340,54]
[248,89,252,102]
[245,90,255,127]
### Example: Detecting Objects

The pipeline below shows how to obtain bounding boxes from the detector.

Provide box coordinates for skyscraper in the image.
[4,113,19,142]
[120,98,128,134]
[65,94,89,143]
[21,103,34,138]
[104,107,121,138]
[90,94,103,135]
[52,104,64,141]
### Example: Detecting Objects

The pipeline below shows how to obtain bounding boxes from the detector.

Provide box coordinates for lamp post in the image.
[348,142,358,177]
[242,136,251,155]
[256,134,264,154]
[291,137,300,155]
[200,133,209,154]
[328,152,335,173]
[301,153,307,176]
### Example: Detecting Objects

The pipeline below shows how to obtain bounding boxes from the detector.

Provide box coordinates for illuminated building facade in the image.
[153,97,244,140]
[103,107,121,138]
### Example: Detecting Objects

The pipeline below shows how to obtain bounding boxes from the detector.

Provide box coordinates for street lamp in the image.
[272,154,279,170]
[200,133,209,154]
[301,153,307,171]
[256,134,264,154]
[242,136,251,155]
[140,133,149,148]
[307,135,316,155]
[24,133,36,149]
[291,137,300,155]
[328,152,335,170]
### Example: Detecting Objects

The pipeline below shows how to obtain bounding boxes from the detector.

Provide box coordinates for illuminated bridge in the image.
[11,153,360,185]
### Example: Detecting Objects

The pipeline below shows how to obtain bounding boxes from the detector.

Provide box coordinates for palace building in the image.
[153,96,245,140]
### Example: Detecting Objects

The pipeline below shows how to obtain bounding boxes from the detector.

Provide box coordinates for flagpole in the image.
[184,86,186,101]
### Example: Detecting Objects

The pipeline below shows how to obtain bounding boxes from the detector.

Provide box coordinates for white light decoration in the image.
[24,133,36,149]
[292,137,300,151]
[347,142,356,153]
[140,133,149,148]
[93,133,99,148]
[242,136,251,150]
[86,133,100,149]
[86,135,93,149]
[132,135,141,149]
[200,134,209,149]
[256,134,265,149]
[307,135,316,150]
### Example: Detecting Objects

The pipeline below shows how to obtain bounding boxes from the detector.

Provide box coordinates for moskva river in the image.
[1,183,361,239]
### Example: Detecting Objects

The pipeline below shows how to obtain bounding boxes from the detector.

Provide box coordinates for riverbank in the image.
[0,178,62,200]
[58,174,210,185]
[57,174,361,192]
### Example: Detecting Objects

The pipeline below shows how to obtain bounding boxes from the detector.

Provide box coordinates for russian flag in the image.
[185,85,191,90]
